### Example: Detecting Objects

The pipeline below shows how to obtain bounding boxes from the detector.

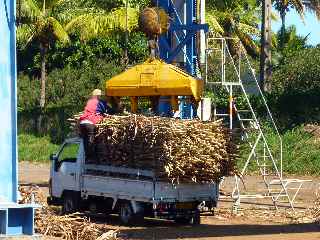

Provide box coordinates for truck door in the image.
[51,141,82,198]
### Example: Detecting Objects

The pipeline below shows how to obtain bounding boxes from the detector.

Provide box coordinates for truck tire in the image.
[62,192,79,214]
[175,210,201,225]
[190,210,201,225]
[119,202,134,225]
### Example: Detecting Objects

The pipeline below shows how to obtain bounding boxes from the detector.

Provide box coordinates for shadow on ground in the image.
[86,214,320,239]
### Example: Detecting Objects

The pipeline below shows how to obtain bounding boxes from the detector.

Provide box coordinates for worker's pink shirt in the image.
[79,97,104,125]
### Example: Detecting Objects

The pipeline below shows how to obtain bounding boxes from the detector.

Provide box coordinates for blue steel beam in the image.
[158,0,208,75]
[0,0,38,236]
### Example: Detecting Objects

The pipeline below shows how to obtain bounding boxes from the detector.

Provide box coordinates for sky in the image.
[272,11,320,46]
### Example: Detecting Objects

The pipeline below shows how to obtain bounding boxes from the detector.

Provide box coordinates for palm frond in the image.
[20,0,42,20]
[38,0,66,10]
[235,27,260,58]
[65,7,139,41]
[237,22,260,36]
[47,17,70,43]
[17,24,36,46]
[303,0,320,19]
[206,11,224,34]
[291,0,305,17]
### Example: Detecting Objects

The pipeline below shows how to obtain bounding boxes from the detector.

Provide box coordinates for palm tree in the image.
[18,0,70,109]
[206,0,261,58]
[274,0,320,48]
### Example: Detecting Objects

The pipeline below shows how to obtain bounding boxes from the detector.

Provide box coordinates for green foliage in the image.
[276,26,310,54]
[271,25,311,68]
[270,47,320,127]
[18,58,123,109]
[18,33,148,77]
[18,73,40,110]
[18,134,59,162]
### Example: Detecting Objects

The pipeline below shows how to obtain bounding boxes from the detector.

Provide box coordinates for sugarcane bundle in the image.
[139,7,170,37]
[94,115,237,183]
[19,186,118,240]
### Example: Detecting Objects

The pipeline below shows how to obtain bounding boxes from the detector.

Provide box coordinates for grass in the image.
[237,125,320,175]
[18,134,60,162]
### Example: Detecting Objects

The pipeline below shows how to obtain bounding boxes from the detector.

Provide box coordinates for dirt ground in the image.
[18,162,320,240]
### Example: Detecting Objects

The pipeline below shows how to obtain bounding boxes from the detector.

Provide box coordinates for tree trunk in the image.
[280,9,286,49]
[39,42,47,109]
[260,0,272,92]
[38,42,47,133]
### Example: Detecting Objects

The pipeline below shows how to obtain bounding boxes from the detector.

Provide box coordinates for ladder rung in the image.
[259,165,272,168]
[239,118,254,121]
[269,194,288,197]
[236,110,251,112]
[221,82,242,86]
[236,194,271,199]
[269,180,283,185]
[269,187,302,192]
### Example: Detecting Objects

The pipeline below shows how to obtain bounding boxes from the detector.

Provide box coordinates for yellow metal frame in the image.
[106,58,203,102]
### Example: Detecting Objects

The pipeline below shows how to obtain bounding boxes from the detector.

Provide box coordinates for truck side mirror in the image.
[50,154,57,161]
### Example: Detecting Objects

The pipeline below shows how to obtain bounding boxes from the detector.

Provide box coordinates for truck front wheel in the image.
[119,202,133,225]
[62,192,79,214]
[190,209,201,225]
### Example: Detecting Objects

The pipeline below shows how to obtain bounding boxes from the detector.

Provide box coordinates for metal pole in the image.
[124,0,129,66]
[260,0,272,91]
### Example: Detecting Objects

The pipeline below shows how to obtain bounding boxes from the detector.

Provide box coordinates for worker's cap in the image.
[92,89,102,96]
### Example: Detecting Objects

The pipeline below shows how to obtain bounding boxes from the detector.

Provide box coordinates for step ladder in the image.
[205,34,311,212]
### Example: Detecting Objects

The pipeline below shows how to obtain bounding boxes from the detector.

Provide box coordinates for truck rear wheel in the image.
[62,192,79,214]
[175,210,201,225]
[119,202,133,225]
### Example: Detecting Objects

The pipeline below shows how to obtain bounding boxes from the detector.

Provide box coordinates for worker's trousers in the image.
[79,123,96,163]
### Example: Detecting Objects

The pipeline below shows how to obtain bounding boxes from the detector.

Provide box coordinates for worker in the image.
[79,89,111,162]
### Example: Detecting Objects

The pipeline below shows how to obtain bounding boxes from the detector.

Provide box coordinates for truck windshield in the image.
[58,143,80,163]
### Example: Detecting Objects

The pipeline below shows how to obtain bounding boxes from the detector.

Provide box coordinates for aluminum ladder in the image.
[205,34,311,211]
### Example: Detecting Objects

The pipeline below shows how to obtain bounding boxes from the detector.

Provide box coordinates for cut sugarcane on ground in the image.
[90,115,237,184]
[19,185,118,240]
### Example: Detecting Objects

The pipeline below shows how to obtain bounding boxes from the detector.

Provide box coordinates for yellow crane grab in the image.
[106,58,203,99]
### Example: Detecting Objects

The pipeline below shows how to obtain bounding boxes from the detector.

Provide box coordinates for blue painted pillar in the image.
[0,0,18,204]
[0,0,38,236]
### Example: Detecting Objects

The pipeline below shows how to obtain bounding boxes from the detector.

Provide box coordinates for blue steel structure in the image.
[0,0,38,236]
[157,0,208,118]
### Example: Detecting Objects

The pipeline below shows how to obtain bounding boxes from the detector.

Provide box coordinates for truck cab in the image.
[49,138,83,208]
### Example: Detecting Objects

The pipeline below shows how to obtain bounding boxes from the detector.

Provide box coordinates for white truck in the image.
[47,137,219,224]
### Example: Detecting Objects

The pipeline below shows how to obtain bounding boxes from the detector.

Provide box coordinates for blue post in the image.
[0,0,38,236]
